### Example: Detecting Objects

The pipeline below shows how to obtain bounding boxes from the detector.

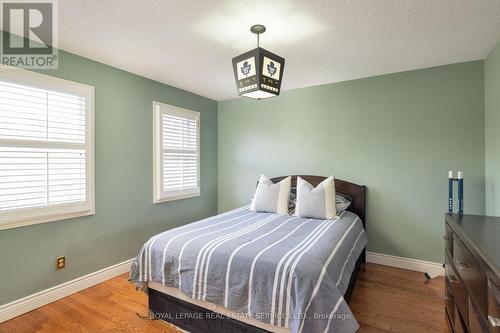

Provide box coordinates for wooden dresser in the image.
[445,214,500,333]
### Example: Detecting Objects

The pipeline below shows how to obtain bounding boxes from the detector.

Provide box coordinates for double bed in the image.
[130,175,367,333]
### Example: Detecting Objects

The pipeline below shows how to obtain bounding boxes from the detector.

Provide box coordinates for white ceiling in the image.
[58,0,500,101]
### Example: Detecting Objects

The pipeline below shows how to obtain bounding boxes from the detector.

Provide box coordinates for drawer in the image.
[453,235,486,312]
[488,278,500,333]
[454,304,468,333]
[469,296,487,333]
[447,251,468,320]
[446,280,455,326]
[445,223,453,257]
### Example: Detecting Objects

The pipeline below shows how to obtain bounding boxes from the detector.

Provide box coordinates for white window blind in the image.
[0,68,94,229]
[153,101,200,202]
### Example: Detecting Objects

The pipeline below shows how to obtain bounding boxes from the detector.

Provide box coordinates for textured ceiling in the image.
[58,0,500,101]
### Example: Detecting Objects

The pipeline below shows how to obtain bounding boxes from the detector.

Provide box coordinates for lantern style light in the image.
[232,25,285,100]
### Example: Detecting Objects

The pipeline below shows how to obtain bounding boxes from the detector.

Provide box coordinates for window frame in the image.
[153,101,200,203]
[0,66,95,230]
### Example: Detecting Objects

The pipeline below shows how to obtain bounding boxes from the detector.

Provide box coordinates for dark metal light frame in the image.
[232,25,285,100]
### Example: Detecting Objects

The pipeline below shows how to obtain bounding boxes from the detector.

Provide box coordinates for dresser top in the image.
[445,213,500,276]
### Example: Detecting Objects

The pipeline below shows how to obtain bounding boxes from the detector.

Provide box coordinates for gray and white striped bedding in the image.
[130,206,367,333]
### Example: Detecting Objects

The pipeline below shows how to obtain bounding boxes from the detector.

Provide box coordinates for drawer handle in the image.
[456,261,470,271]
[489,315,500,328]
[443,235,451,240]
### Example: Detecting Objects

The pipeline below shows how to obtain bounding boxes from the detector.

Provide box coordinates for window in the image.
[0,67,94,230]
[153,101,200,202]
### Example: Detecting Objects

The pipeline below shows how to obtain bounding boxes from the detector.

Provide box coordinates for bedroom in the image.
[0,1,499,332]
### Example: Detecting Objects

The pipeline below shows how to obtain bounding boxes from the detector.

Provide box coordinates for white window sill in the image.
[0,209,95,230]
[154,192,200,204]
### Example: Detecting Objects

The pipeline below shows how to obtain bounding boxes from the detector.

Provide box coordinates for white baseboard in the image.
[0,258,134,323]
[0,252,444,324]
[367,251,445,276]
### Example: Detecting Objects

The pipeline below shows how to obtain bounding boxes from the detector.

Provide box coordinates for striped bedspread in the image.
[130,207,367,333]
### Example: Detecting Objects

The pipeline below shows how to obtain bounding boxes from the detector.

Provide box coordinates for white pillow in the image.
[250,175,291,214]
[295,176,337,219]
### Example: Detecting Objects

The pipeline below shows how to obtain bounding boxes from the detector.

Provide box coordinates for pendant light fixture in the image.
[232,24,285,100]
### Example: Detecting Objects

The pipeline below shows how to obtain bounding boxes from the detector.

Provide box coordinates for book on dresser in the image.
[445,214,500,333]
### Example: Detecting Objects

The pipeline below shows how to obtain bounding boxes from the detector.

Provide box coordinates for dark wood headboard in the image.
[268,175,366,229]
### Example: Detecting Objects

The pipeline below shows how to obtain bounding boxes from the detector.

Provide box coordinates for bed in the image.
[130,175,367,333]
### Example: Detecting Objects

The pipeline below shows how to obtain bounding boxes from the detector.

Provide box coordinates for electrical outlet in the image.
[56,256,65,270]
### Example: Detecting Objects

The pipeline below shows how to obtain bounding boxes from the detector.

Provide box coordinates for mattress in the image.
[131,206,367,333]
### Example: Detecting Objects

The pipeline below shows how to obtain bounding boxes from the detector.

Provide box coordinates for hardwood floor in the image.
[0,263,451,333]
[350,264,451,333]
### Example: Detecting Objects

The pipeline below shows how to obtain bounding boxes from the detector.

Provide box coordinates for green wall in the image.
[218,61,485,263]
[0,50,218,305]
[485,42,500,216]
[0,35,490,306]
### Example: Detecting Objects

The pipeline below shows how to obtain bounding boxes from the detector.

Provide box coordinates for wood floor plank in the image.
[0,263,450,333]
[350,264,451,333]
